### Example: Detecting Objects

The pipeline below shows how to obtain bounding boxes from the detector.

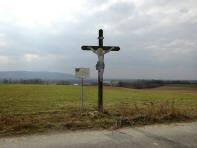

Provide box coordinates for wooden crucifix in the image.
[81,29,120,112]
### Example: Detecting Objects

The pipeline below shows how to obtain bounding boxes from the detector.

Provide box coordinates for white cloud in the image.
[0,40,7,48]
[0,0,85,29]
[24,53,39,62]
[0,33,7,48]
[0,56,9,64]
[146,39,197,61]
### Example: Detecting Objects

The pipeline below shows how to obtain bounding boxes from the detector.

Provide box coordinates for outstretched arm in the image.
[88,46,97,54]
[104,47,115,54]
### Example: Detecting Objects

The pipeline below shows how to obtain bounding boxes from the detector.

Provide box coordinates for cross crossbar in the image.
[81,46,120,51]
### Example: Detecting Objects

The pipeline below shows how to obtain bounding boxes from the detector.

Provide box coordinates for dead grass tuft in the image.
[110,101,192,129]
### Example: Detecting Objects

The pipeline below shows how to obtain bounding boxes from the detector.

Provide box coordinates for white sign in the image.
[75,68,90,79]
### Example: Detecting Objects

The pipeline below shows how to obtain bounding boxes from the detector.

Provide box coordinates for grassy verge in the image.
[0,84,197,136]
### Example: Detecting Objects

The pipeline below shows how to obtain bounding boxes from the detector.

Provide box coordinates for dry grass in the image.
[110,101,193,128]
[0,101,196,137]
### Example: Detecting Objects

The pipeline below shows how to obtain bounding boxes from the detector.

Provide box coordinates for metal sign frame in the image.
[75,68,90,112]
[75,68,90,79]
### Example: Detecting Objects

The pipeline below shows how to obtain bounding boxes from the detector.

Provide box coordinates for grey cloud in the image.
[0,0,196,79]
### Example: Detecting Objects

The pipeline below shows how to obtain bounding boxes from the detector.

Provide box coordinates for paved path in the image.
[0,122,197,148]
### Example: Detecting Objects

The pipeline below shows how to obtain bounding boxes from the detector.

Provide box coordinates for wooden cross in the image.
[81,29,120,112]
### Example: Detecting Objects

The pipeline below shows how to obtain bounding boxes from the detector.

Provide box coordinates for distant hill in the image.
[0,71,75,81]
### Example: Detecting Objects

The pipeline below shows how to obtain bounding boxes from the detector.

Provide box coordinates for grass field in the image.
[0,84,197,136]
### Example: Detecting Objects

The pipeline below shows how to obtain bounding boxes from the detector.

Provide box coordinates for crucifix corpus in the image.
[81,29,120,112]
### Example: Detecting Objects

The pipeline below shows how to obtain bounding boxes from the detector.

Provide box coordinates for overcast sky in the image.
[0,0,196,80]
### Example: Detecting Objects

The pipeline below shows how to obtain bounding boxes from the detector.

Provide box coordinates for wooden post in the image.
[80,78,84,112]
[98,29,103,112]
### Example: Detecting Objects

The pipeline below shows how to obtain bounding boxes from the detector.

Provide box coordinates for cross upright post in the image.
[81,29,120,113]
[98,29,104,112]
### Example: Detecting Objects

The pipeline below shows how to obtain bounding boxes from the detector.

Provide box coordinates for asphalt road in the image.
[0,122,197,148]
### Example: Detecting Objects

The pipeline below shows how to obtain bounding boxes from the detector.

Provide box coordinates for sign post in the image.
[81,29,120,112]
[75,68,90,112]
[81,77,84,112]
